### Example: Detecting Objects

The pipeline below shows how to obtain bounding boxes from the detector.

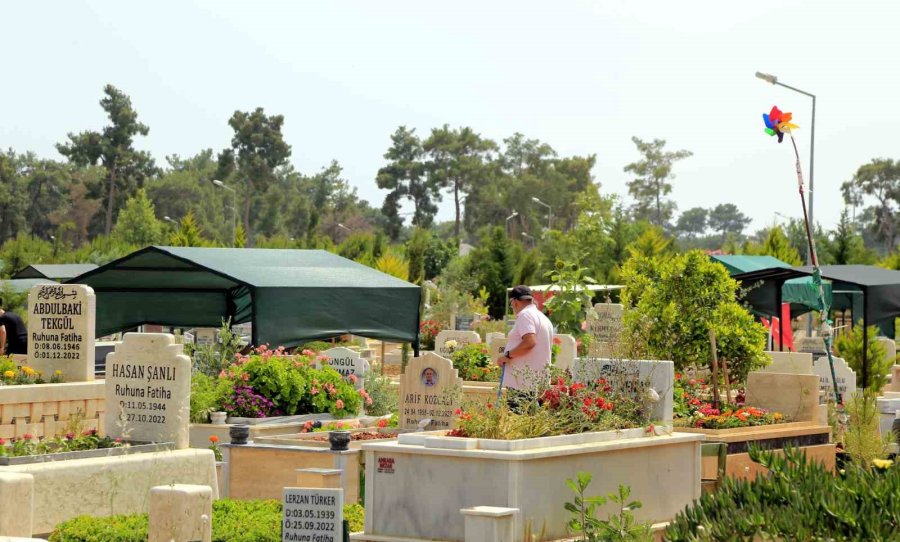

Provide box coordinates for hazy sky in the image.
[3,0,899,232]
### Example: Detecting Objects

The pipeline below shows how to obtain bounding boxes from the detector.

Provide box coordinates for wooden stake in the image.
[709,329,720,410]
[721,356,732,405]
[380,342,385,376]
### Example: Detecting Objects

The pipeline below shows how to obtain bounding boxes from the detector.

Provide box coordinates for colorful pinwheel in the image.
[762,106,799,143]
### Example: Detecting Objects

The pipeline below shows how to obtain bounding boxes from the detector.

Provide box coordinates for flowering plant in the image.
[450,343,500,382]
[208,435,222,461]
[0,357,63,385]
[694,406,784,429]
[444,339,459,353]
[222,385,280,418]
[419,320,442,350]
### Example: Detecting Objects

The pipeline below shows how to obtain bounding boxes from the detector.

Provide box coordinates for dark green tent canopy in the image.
[710,254,831,316]
[68,246,421,349]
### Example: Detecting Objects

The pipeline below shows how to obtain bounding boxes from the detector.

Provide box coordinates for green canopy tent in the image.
[67,246,421,350]
[710,255,832,318]
[12,264,98,281]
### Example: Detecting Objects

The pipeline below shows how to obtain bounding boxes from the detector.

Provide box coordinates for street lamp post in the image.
[755,72,816,255]
[505,211,519,237]
[521,232,535,248]
[163,215,178,226]
[532,197,552,230]
[212,180,237,247]
[756,71,817,336]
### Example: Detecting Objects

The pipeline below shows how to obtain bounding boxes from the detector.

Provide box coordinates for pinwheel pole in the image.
[787,131,842,405]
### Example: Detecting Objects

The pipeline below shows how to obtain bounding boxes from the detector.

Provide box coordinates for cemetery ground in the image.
[2,284,900,541]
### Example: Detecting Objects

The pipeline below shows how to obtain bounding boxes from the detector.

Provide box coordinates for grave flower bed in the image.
[448,372,649,440]
[0,429,121,458]
[673,373,788,429]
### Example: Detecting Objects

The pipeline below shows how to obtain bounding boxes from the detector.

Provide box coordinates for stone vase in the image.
[210,411,227,425]
[328,430,351,451]
[229,425,250,445]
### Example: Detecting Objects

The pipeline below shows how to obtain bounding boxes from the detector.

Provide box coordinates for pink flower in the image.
[311,387,320,395]
[348,374,358,384]
[366,397,373,405]
[303,349,316,357]
[335,399,345,409]
[241,373,249,381]
[23,433,34,440]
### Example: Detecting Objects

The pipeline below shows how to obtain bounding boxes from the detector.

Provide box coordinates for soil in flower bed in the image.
[309,431,396,442]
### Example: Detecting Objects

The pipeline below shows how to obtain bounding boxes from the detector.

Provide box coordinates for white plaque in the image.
[319,347,368,389]
[282,487,343,542]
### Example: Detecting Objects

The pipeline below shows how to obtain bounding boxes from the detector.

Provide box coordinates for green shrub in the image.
[665,445,900,541]
[834,322,890,390]
[190,372,234,423]
[362,371,399,416]
[50,500,365,542]
[450,343,500,382]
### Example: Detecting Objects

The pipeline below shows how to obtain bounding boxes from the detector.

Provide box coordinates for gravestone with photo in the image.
[572,358,674,423]
[553,334,577,372]
[105,333,191,448]
[812,356,856,403]
[433,330,481,358]
[27,283,96,382]
[319,347,369,389]
[282,487,343,542]
[454,314,475,331]
[398,352,463,431]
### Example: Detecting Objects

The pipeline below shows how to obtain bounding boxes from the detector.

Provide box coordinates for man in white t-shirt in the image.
[500,285,552,395]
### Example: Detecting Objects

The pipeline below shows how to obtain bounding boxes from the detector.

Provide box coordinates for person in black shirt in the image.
[0,299,28,355]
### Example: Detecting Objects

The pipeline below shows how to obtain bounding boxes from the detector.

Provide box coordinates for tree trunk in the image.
[655,178,661,226]
[104,170,116,237]
[453,181,460,239]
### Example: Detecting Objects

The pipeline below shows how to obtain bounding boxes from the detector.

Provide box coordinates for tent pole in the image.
[862,291,869,390]
[776,282,783,351]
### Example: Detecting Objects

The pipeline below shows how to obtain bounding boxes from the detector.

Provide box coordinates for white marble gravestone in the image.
[485,332,506,345]
[398,352,462,431]
[813,356,856,403]
[571,358,674,423]
[319,347,369,389]
[795,336,827,355]
[105,333,191,448]
[433,330,481,358]
[488,337,508,365]
[553,334,577,372]
[587,303,623,356]
[282,487,343,542]
[27,283,96,382]
[876,336,897,367]
[760,351,814,375]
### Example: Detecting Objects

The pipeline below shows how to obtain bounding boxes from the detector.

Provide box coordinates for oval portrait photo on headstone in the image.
[421,367,438,387]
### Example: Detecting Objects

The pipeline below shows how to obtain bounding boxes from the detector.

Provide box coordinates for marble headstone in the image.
[282,487,343,542]
[105,333,191,448]
[433,330,481,358]
[27,283,96,382]
[795,336,827,355]
[571,358,674,423]
[553,334,577,372]
[876,336,897,367]
[745,371,819,423]
[488,337,508,365]
[485,332,506,345]
[398,352,462,431]
[587,303,623,356]
[319,347,369,389]
[760,351,814,375]
[812,356,856,403]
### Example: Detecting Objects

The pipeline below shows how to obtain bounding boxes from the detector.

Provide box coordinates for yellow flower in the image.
[21,366,36,376]
[54,370,62,376]
[2,370,14,379]
[873,459,894,469]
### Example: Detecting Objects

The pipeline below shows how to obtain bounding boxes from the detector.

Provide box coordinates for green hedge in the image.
[50,500,365,542]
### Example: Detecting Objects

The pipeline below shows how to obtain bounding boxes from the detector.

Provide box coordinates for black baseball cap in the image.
[510,285,533,301]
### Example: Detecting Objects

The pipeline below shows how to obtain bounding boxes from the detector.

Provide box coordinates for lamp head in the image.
[531,196,542,203]
[755,71,777,85]
[212,179,225,187]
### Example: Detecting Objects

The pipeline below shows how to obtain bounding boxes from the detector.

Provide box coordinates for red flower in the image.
[553,337,562,345]
[0,438,5,445]
[23,433,34,440]
[487,403,494,410]
[454,408,462,415]
[209,435,219,443]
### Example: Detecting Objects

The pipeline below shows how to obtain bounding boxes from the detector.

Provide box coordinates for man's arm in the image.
[498,333,536,365]
[0,325,6,355]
